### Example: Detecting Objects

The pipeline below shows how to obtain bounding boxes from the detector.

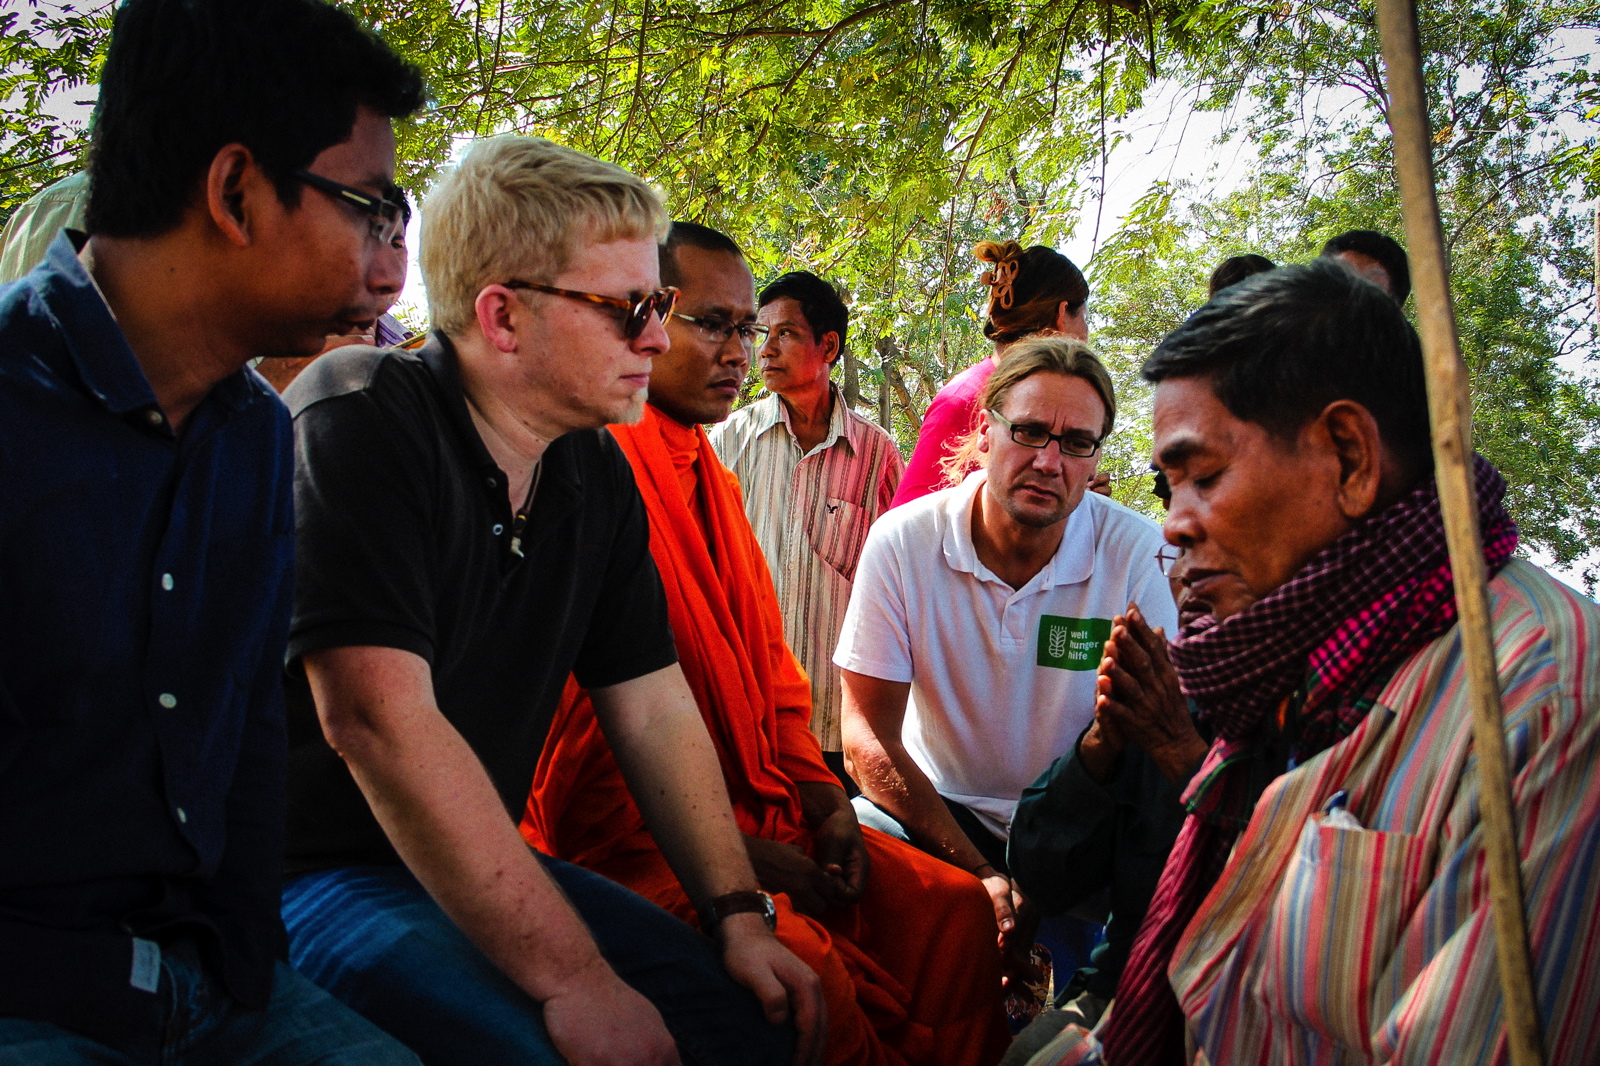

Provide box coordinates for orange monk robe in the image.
[522,405,1010,1066]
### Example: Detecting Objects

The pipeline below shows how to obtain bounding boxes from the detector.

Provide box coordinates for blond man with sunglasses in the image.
[279,135,823,1066]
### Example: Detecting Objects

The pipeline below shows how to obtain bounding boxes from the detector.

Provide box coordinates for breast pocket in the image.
[1245,815,1432,1054]
[804,497,868,581]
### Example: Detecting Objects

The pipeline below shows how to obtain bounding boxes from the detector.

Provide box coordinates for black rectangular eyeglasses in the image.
[987,409,1103,458]
[293,169,406,245]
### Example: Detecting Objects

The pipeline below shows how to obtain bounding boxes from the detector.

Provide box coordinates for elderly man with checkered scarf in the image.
[1037,258,1600,1066]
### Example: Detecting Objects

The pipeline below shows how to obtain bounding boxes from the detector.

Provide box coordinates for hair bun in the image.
[974,240,1024,313]
[973,239,1024,265]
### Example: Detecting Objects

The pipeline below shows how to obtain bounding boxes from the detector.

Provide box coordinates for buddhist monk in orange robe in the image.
[521,225,1011,1066]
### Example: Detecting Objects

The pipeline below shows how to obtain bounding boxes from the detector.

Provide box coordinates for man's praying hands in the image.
[1081,603,1209,787]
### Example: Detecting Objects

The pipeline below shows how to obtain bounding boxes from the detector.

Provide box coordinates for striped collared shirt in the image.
[1059,558,1600,1064]
[710,387,904,750]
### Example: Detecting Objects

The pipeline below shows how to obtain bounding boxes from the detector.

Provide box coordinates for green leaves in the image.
[345,0,1193,423]
[0,1,112,223]
[1087,0,1600,576]
[4,0,1594,579]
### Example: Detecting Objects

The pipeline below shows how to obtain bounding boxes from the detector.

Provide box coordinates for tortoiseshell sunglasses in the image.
[502,281,679,341]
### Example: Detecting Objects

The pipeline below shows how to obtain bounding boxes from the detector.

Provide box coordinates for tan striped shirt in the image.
[709,387,904,750]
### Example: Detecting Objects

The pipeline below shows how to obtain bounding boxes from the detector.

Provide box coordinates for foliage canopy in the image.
[3,0,1597,580]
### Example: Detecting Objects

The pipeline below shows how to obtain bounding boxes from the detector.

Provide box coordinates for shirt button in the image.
[486,476,498,488]
[144,409,164,427]
[175,807,187,824]
[492,524,504,536]
[158,693,177,709]
[160,573,174,591]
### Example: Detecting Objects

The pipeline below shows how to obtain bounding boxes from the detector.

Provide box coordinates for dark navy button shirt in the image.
[0,231,293,1033]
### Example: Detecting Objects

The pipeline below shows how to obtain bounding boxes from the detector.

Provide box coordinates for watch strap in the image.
[706,889,777,932]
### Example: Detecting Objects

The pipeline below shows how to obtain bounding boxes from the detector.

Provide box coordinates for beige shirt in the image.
[0,171,89,284]
[710,386,904,750]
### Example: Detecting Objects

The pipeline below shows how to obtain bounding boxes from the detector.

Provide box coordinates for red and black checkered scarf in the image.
[1097,454,1518,1065]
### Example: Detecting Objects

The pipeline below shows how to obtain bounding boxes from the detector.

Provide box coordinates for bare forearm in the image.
[307,650,603,1002]
[591,666,760,911]
[841,669,986,871]
[591,668,825,1054]
[796,779,851,828]
[849,732,986,871]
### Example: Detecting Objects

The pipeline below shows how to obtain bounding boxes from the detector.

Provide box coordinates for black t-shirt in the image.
[282,332,677,874]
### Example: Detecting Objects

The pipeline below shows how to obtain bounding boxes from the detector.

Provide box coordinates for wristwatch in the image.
[706,890,778,933]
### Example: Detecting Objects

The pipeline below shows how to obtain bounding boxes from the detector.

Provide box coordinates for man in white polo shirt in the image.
[834,335,1175,967]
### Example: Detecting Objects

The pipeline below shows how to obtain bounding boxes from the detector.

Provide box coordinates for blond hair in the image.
[939,335,1117,488]
[420,136,670,336]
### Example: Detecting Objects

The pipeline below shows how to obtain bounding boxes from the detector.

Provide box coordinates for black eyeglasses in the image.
[672,312,770,348]
[986,409,1103,458]
[503,281,679,342]
[1155,544,1187,576]
[293,169,406,246]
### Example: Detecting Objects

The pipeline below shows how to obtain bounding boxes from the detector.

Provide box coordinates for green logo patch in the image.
[1036,615,1112,671]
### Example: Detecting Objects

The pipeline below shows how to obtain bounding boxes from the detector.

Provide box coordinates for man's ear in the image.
[821,330,842,366]
[474,286,525,354]
[204,144,260,247]
[976,410,994,456]
[1319,399,1385,520]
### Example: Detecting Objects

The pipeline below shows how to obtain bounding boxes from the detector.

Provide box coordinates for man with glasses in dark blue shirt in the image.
[0,1,424,1062]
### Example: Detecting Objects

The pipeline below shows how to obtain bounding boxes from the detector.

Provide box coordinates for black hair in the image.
[1207,254,1275,297]
[660,220,744,288]
[1320,229,1411,303]
[87,0,425,238]
[1151,468,1172,506]
[758,270,847,362]
[1142,258,1432,478]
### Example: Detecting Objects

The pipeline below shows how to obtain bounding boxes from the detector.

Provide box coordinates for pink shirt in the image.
[890,355,996,508]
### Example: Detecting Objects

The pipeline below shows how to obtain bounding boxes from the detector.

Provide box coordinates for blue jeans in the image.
[283,859,794,1066]
[0,950,417,1066]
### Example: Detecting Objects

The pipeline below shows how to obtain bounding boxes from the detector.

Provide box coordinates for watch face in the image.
[759,891,777,929]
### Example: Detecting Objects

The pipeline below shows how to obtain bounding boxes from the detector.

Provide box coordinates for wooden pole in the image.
[1374,2,1545,1063]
